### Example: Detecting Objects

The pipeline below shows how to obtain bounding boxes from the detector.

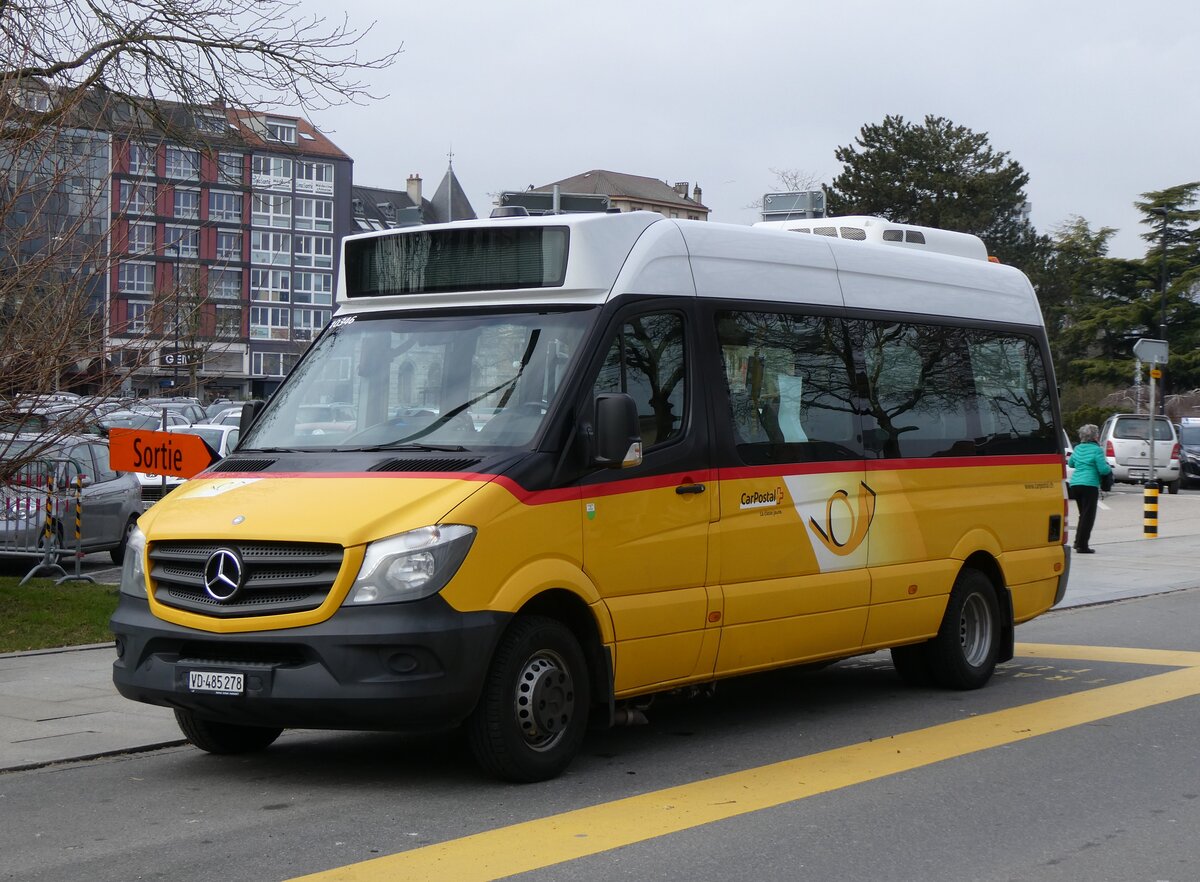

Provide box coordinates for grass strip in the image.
[0,578,119,652]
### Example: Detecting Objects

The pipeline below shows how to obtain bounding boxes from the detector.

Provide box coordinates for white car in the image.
[136,423,240,505]
[1099,413,1181,494]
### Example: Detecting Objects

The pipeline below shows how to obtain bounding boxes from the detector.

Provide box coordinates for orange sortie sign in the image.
[108,428,216,479]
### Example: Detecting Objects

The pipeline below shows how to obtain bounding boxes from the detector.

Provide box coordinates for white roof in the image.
[336,212,1045,328]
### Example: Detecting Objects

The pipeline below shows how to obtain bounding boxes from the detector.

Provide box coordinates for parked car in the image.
[136,423,240,506]
[208,405,245,428]
[1,435,142,563]
[1100,413,1181,494]
[139,398,206,424]
[1178,418,1200,489]
[203,398,234,421]
[97,409,189,433]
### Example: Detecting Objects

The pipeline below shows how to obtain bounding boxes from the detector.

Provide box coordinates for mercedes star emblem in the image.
[203,547,244,602]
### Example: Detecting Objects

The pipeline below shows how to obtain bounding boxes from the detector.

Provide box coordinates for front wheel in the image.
[174,709,282,754]
[926,569,1000,690]
[467,616,590,782]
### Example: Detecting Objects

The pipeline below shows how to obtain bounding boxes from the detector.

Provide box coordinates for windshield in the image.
[241,308,598,451]
[1180,425,1200,446]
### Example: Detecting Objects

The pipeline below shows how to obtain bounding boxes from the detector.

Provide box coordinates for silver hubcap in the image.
[514,649,575,751]
[960,593,993,667]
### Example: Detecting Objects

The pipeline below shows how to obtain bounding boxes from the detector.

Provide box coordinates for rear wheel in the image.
[174,709,282,754]
[927,569,1000,690]
[467,616,590,782]
[1166,479,1180,495]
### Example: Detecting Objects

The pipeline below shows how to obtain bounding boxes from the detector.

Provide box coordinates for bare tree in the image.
[0,0,400,477]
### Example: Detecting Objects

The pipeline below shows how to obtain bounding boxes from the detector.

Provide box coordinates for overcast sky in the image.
[303,0,1197,259]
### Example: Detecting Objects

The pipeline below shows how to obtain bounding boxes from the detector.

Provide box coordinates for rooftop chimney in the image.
[407,174,422,205]
[673,181,689,198]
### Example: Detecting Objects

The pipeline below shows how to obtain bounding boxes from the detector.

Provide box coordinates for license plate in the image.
[1130,469,1148,477]
[187,671,244,695]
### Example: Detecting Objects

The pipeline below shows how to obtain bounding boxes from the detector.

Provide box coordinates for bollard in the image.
[1143,482,1159,538]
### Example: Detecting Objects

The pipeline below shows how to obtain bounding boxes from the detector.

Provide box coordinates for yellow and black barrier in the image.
[1143,483,1159,538]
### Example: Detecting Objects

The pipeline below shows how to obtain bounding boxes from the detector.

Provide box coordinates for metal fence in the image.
[2,457,97,585]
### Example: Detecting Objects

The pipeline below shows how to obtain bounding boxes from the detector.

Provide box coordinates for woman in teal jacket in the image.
[1068,424,1112,553]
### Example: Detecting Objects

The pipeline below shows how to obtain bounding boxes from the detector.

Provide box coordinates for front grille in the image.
[150,540,344,618]
[141,485,174,505]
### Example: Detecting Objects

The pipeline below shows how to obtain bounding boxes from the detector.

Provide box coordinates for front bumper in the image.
[110,595,510,731]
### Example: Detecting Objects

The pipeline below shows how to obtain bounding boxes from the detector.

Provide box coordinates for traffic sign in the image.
[109,429,216,478]
[1133,338,1169,364]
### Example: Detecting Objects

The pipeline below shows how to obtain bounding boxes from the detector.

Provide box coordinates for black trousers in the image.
[1073,485,1099,550]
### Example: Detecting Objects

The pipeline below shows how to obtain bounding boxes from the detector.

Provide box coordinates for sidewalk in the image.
[1,533,1197,773]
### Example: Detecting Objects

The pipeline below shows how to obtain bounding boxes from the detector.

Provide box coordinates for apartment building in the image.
[107,105,352,398]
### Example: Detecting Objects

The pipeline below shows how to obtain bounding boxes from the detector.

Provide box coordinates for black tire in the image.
[174,709,282,754]
[927,569,1001,690]
[110,515,138,565]
[1166,479,1180,495]
[890,643,934,687]
[467,616,590,783]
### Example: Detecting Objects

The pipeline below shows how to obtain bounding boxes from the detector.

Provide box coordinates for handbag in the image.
[1100,471,1114,492]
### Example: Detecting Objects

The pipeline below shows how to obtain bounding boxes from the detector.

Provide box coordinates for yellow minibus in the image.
[111,211,1070,781]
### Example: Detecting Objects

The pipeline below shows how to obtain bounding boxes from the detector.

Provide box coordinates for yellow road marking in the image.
[290,645,1200,882]
[1016,642,1200,668]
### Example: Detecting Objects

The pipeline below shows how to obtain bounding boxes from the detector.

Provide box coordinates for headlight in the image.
[345,524,475,605]
[119,526,148,597]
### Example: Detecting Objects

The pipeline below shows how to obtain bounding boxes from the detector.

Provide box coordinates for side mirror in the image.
[238,400,264,438]
[593,393,643,469]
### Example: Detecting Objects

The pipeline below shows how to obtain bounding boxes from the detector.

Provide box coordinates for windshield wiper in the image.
[351,442,470,453]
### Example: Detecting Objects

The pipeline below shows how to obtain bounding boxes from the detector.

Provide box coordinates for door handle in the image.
[675,483,706,495]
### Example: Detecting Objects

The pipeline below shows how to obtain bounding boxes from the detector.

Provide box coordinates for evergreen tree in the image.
[826,114,1042,268]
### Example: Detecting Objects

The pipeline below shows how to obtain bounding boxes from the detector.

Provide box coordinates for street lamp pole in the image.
[173,285,179,392]
[1150,207,1170,415]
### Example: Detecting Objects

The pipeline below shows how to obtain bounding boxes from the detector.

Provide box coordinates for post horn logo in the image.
[808,481,877,556]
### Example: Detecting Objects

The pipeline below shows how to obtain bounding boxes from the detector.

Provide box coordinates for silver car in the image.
[1,436,143,564]
[1100,414,1181,494]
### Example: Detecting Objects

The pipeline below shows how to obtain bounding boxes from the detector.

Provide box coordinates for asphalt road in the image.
[3,588,1199,882]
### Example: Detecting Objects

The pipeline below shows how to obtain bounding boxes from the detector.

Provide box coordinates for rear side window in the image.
[860,321,1055,459]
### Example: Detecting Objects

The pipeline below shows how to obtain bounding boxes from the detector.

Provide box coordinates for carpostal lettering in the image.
[132,435,184,473]
[740,487,784,510]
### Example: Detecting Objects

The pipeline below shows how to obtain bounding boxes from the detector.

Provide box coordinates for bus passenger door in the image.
[579,310,718,695]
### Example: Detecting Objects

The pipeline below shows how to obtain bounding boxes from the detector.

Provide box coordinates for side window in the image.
[62,444,96,483]
[860,321,975,458]
[592,312,686,448]
[860,321,1056,459]
[715,310,861,464]
[967,330,1055,455]
[91,443,118,481]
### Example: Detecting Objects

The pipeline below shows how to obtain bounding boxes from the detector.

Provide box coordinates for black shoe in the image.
[1075,546,1095,554]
